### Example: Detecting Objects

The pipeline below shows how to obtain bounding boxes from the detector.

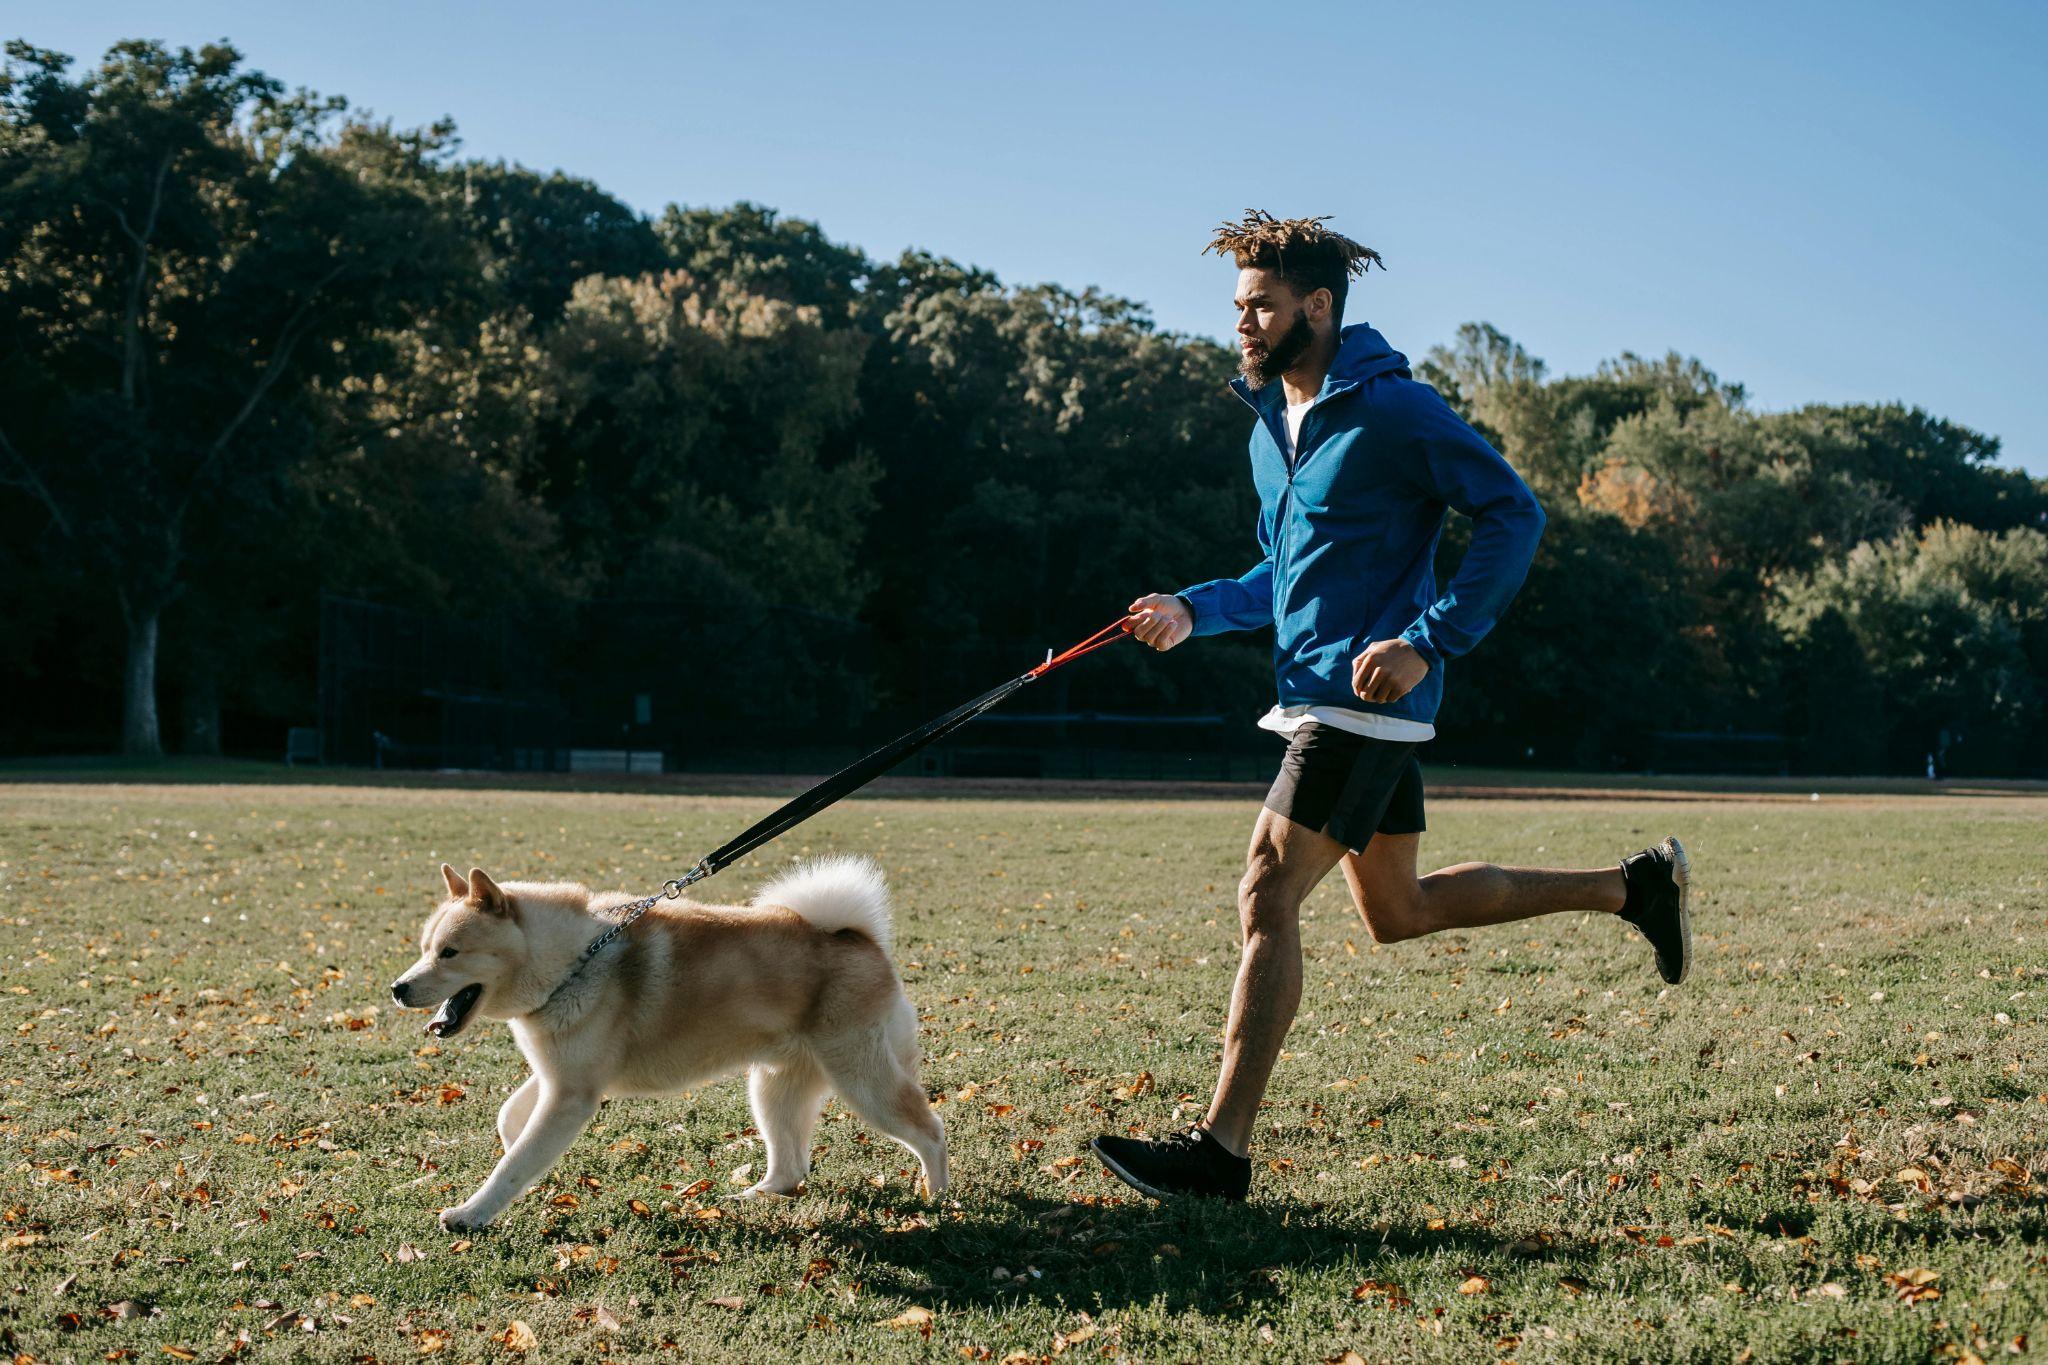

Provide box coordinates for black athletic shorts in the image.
[1263,722,1426,853]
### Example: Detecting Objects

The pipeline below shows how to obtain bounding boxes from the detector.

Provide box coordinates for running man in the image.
[1092,211,1690,1201]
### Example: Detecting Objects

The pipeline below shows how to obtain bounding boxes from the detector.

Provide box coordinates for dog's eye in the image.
[438,947,458,960]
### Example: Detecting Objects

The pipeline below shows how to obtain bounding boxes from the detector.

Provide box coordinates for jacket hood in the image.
[1327,323,1410,385]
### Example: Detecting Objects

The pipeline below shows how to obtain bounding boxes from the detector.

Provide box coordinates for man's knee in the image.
[1354,882,1428,944]
[1237,861,1302,939]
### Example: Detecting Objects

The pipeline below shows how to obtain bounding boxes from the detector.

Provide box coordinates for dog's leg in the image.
[819,1009,948,1200]
[496,1074,541,1151]
[440,1085,600,1231]
[738,1055,828,1198]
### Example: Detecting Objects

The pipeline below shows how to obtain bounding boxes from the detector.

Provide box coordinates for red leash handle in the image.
[1026,615,1135,679]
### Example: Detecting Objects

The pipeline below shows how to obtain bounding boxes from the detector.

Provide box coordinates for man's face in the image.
[1233,267,1317,389]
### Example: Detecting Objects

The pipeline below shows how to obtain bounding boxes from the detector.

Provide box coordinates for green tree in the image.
[1771,522,2048,773]
[461,162,665,324]
[656,201,872,318]
[0,40,469,755]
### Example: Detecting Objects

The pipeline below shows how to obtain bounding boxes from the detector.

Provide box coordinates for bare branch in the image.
[0,421,74,541]
[118,152,174,408]
[173,261,348,525]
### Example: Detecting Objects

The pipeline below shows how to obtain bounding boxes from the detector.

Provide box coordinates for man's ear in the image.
[441,863,469,900]
[1309,286,1333,325]
[467,867,511,917]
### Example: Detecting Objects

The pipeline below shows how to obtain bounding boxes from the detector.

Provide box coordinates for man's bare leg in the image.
[1200,808,1349,1158]
[1340,833,1624,944]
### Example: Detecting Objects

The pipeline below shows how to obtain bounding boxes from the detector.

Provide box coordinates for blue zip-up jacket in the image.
[1178,323,1545,727]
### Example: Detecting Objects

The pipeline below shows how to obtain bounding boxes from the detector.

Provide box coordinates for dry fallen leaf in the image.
[1056,1317,1105,1350]
[503,1320,538,1352]
[707,1295,747,1311]
[1457,1275,1491,1295]
[1326,1353,1368,1365]
[884,1305,936,1335]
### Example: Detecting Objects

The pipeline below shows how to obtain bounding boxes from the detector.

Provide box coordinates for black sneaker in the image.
[1092,1126,1252,1201]
[1619,836,1692,984]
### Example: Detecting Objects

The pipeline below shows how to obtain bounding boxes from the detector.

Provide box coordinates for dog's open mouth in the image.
[426,983,484,1038]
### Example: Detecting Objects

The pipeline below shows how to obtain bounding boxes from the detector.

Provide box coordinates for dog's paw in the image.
[728,1181,802,1201]
[438,1202,494,1232]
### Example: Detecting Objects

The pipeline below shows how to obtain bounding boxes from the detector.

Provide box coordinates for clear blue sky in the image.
[18,1,2047,474]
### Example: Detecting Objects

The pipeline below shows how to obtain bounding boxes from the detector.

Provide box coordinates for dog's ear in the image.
[441,863,469,900]
[467,867,511,917]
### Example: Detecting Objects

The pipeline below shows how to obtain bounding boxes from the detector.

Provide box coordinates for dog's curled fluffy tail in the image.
[753,855,893,953]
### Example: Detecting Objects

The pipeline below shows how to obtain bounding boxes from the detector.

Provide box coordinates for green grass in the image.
[3,779,2045,1362]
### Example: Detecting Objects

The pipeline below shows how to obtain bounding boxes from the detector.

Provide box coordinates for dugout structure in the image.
[317,596,563,769]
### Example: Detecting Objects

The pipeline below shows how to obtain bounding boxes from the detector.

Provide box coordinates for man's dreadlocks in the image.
[1204,209,1384,321]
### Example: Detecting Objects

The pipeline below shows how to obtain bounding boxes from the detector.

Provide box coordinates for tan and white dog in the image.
[390,856,946,1231]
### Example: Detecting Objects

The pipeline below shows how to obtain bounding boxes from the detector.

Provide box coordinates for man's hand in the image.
[1126,593,1193,651]
[1352,638,1428,704]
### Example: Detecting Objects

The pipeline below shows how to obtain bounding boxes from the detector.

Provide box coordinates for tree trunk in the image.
[180,662,221,757]
[120,600,164,759]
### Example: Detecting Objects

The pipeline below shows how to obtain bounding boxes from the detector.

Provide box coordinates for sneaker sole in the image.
[1090,1138,1177,1200]
[1662,835,1692,985]
[1089,1138,1243,1202]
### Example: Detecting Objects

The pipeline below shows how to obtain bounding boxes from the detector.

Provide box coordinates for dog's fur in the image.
[390,857,946,1231]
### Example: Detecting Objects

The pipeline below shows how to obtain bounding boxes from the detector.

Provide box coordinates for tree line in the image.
[5,41,2045,774]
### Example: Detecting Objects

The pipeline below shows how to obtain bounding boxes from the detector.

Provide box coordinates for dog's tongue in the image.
[425,983,482,1037]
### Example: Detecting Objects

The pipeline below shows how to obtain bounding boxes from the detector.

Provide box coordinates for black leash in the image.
[533,617,1132,1011]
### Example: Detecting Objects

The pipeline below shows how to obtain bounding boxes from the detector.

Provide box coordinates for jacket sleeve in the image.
[1177,509,1275,636]
[1398,393,1546,665]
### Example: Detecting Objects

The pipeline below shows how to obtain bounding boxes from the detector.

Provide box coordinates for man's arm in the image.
[1396,394,1546,667]
[1175,505,1278,637]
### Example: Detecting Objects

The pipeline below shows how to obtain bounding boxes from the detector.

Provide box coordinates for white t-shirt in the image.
[1284,398,1314,453]
[1268,397,1436,742]
[1259,704,1435,743]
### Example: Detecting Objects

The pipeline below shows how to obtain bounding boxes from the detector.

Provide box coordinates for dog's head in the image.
[390,864,528,1039]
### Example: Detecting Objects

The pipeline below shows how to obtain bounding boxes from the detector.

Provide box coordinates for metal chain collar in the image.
[535,858,712,1014]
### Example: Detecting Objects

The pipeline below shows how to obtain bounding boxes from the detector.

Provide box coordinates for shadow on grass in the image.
[762,1188,1586,1319]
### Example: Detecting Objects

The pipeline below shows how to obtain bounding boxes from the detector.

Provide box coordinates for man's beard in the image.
[1238,311,1315,389]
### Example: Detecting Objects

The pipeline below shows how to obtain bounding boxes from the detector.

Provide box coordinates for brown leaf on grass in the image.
[396,1243,424,1263]
[160,1348,197,1361]
[707,1295,747,1311]
[1112,1072,1154,1101]
[2,1231,44,1249]
[1559,1276,1590,1296]
[1457,1275,1491,1295]
[1885,1267,1941,1304]
[502,1320,538,1352]
[628,1199,652,1217]
[884,1305,936,1335]
[1053,1320,1097,1353]
[1350,1279,1411,1309]
[1326,1353,1368,1365]
[104,1300,157,1320]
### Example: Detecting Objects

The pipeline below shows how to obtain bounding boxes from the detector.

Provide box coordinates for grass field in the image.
[3,777,2045,1362]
